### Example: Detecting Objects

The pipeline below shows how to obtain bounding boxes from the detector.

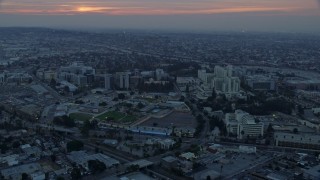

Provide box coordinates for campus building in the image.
[225,110,264,139]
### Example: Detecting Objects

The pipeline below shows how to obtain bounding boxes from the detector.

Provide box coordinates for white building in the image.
[225,110,264,139]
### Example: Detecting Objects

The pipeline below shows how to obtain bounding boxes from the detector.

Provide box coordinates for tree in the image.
[53,115,75,127]
[56,176,65,180]
[126,164,139,172]
[81,120,91,136]
[50,78,57,87]
[298,105,304,115]
[67,140,84,152]
[51,154,56,162]
[12,141,20,148]
[71,167,81,180]
[212,89,216,100]
[206,175,211,180]
[21,173,29,180]
[88,160,106,174]
[186,84,190,93]
[137,102,145,109]
[118,93,125,100]
[64,86,70,92]
[99,102,107,106]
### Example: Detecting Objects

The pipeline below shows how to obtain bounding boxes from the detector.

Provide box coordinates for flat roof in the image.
[126,159,153,168]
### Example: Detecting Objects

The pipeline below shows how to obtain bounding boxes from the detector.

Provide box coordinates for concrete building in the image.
[158,139,175,150]
[285,79,320,91]
[67,151,120,170]
[0,72,5,83]
[198,69,207,83]
[59,81,78,92]
[239,145,257,154]
[58,62,95,87]
[180,152,196,160]
[212,65,240,94]
[6,72,32,84]
[274,132,320,150]
[245,75,276,91]
[37,69,57,81]
[1,163,43,180]
[225,110,264,139]
[95,74,113,90]
[176,77,198,92]
[155,68,165,81]
[161,156,178,169]
[115,72,130,89]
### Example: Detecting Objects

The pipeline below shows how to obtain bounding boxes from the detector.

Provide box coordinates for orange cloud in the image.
[76,6,116,13]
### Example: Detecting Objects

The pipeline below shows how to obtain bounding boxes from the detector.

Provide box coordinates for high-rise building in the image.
[95,74,113,90]
[115,72,130,89]
[156,68,165,81]
[212,65,240,93]
[198,69,207,82]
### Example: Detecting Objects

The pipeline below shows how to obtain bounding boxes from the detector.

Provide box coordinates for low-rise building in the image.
[1,163,43,180]
[67,151,120,170]
[161,156,178,169]
[180,152,196,160]
[274,132,320,150]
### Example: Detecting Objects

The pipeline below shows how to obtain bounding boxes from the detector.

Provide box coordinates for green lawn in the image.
[96,111,126,121]
[121,115,137,123]
[96,111,137,123]
[69,113,93,121]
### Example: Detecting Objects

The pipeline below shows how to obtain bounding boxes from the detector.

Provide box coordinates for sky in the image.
[0,0,320,33]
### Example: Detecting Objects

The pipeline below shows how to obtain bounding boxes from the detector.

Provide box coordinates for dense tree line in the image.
[53,115,76,127]
[209,116,227,136]
[242,98,293,115]
[67,140,84,152]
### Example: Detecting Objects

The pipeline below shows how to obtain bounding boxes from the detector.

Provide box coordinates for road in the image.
[226,153,285,179]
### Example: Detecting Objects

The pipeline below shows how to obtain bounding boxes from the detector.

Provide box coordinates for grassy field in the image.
[121,115,137,123]
[96,111,137,123]
[69,113,93,121]
[96,111,126,121]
